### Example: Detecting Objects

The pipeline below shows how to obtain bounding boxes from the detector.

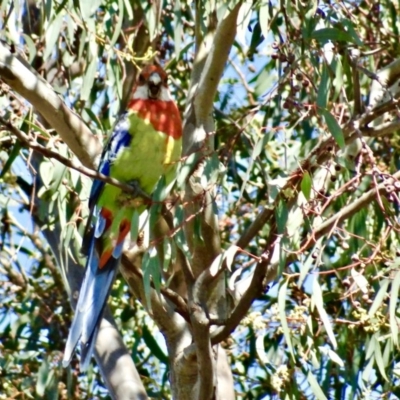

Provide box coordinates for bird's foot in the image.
[118,180,151,207]
[128,180,151,200]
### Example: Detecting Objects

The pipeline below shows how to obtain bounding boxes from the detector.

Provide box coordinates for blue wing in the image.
[88,114,133,211]
[82,114,132,255]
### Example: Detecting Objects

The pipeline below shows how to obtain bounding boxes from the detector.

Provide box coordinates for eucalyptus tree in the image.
[1,1,400,399]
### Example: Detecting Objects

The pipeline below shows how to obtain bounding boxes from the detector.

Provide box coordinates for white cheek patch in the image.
[132,85,148,100]
[159,86,172,101]
[131,84,172,102]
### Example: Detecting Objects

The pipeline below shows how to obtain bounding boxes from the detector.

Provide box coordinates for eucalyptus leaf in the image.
[390,271,400,347]
[301,171,312,200]
[311,28,355,44]
[43,12,64,60]
[278,280,294,360]
[307,370,328,400]
[319,108,345,149]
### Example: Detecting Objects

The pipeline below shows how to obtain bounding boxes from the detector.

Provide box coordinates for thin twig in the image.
[0,116,137,194]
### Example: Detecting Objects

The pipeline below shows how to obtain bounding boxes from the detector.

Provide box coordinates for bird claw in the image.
[117,181,151,207]
[128,180,151,199]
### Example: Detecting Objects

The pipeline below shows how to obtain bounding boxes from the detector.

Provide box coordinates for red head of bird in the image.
[132,65,172,102]
[128,65,182,140]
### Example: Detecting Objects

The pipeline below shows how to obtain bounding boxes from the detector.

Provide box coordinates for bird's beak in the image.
[148,72,162,99]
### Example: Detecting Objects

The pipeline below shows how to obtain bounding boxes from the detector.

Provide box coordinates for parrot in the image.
[62,64,182,370]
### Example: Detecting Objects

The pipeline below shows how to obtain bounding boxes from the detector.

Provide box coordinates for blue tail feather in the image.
[63,233,120,369]
[112,241,124,259]
[95,215,107,238]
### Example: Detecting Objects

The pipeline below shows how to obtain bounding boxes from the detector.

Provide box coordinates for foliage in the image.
[1,0,400,399]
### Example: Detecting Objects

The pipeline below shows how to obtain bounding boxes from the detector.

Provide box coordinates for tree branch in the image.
[309,170,400,242]
[0,42,101,168]
[190,302,215,400]
[0,117,140,194]
[95,318,149,400]
[193,3,241,128]
[183,2,241,154]
[369,57,400,109]
[362,120,400,137]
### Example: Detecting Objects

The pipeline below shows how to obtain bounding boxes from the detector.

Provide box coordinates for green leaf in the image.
[275,200,288,235]
[149,200,162,231]
[258,1,271,39]
[225,245,239,271]
[298,239,322,287]
[43,11,64,60]
[130,210,139,242]
[81,56,98,101]
[61,223,75,258]
[176,152,198,189]
[236,0,253,45]
[365,334,376,360]
[307,370,328,400]
[316,64,330,109]
[312,278,337,348]
[142,248,162,311]
[84,107,105,131]
[173,204,191,260]
[44,0,53,20]
[319,109,345,149]
[278,279,294,360]
[255,333,269,365]
[301,171,312,200]
[253,133,270,159]
[173,0,183,58]
[204,152,221,187]
[390,271,400,347]
[362,357,375,381]
[110,208,126,236]
[144,0,160,42]
[79,0,103,19]
[368,279,390,317]
[351,268,368,294]
[311,28,355,44]
[373,334,389,381]
[50,159,67,193]
[39,160,54,188]
[0,141,21,178]
[141,252,152,311]
[278,236,287,277]
[193,214,204,243]
[21,34,37,64]
[383,338,392,366]
[142,325,168,364]
[149,251,161,295]
[327,349,344,367]
[254,67,276,97]
[209,245,239,276]
[109,57,123,101]
[123,0,133,19]
[110,0,124,47]
[332,57,343,102]
[77,27,87,59]
[341,19,364,46]
[36,357,50,396]
[152,175,172,203]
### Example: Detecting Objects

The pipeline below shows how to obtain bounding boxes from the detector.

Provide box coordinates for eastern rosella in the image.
[63,64,182,369]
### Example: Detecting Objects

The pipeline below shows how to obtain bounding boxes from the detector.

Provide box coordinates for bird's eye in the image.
[138,74,146,84]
